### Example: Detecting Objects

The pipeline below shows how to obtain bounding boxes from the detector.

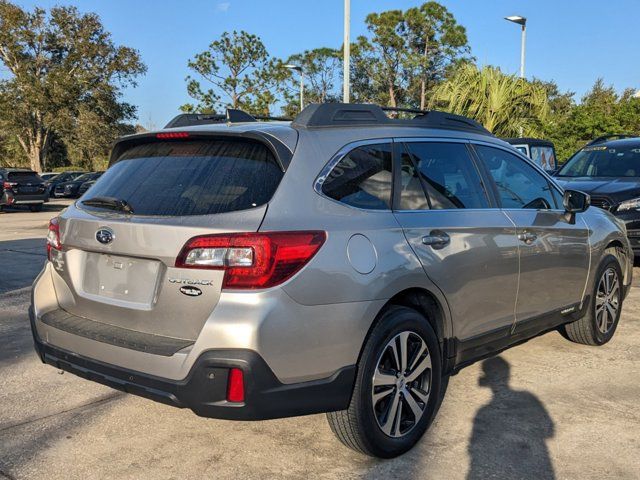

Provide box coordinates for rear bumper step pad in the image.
[40,308,194,356]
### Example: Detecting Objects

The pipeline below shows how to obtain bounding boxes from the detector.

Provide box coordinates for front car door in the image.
[392,139,520,351]
[472,143,590,332]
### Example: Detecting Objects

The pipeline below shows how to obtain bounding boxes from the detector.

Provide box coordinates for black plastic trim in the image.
[292,103,492,136]
[453,300,588,371]
[30,308,356,420]
[40,308,194,357]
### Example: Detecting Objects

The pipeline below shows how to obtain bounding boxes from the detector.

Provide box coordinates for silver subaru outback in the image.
[30,104,632,458]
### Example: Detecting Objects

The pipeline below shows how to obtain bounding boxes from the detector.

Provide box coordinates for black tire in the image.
[561,248,624,346]
[29,204,43,212]
[326,306,443,458]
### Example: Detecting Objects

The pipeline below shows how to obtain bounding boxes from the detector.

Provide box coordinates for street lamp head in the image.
[505,15,526,26]
[283,64,303,72]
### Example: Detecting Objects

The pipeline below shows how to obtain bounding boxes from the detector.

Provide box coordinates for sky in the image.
[11,0,640,127]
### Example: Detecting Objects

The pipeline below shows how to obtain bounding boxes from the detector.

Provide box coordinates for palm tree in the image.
[430,64,549,137]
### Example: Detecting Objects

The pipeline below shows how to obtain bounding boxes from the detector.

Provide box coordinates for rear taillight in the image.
[46,217,62,259]
[3,181,17,190]
[226,368,245,403]
[175,231,326,289]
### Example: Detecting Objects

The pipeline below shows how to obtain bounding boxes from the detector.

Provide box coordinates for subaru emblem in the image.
[96,228,114,245]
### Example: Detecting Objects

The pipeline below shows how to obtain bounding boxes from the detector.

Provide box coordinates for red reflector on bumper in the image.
[227,368,245,403]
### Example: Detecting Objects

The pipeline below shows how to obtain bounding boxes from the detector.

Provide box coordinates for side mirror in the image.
[563,189,590,213]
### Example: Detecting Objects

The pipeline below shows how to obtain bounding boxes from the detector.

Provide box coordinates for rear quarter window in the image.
[82,140,284,216]
[320,143,393,210]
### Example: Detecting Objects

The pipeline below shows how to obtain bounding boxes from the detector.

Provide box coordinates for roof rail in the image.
[587,134,637,146]
[164,109,292,128]
[291,103,491,135]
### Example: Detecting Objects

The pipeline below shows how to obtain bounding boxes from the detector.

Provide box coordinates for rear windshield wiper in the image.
[80,196,134,214]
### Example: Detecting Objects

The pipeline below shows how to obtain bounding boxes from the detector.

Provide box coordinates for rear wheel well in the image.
[355,288,448,370]
[386,288,446,343]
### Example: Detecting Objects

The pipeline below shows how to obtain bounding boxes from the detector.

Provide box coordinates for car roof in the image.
[503,137,555,147]
[146,104,493,153]
[592,137,640,148]
[1,168,34,172]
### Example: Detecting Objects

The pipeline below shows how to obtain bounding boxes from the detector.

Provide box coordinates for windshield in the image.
[558,144,640,177]
[74,173,93,182]
[82,140,283,216]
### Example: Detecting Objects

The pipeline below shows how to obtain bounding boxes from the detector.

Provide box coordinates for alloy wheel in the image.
[595,267,620,334]
[372,331,432,438]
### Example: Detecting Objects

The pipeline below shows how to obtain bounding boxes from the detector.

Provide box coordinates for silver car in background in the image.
[30,104,632,458]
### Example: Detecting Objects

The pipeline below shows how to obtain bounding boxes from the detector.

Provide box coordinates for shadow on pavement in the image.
[467,357,555,480]
[0,238,46,294]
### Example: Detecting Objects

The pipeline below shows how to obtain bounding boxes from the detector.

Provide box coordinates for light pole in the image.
[284,64,304,112]
[343,0,350,103]
[505,15,526,78]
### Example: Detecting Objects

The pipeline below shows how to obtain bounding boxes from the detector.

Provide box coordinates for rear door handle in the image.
[422,231,450,249]
[518,231,537,244]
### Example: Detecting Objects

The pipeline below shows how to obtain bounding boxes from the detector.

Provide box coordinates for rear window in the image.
[8,171,42,182]
[82,140,283,216]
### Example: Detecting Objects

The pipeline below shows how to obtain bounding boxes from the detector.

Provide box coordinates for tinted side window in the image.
[321,143,393,210]
[401,142,488,209]
[475,145,558,209]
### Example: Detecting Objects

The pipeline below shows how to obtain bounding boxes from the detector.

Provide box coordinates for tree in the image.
[280,47,341,116]
[431,64,549,137]
[65,93,136,170]
[350,2,470,109]
[404,2,471,109]
[549,79,640,160]
[0,2,146,172]
[182,30,284,115]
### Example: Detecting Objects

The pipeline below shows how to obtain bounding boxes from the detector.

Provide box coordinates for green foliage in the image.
[545,80,640,161]
[182,30,284,115]
[0,1,146,171]
[280,47,342,117]
[350,2,471,108]
[431,64,549,137]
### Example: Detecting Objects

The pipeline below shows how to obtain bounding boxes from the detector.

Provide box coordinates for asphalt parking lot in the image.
[0,202,639,480]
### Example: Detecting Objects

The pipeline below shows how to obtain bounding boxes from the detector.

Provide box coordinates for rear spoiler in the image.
[164,110,292,128]
[109,130,294,172]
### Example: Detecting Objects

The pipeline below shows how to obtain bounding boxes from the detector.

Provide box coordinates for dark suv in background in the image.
[44,171,85,197]
[54,171,104,198]
[554,135,640,255]
[0,168,48,212]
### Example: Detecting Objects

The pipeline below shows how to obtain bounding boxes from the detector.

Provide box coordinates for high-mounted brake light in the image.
[46,217,62,260]
[175,231,327,289]
[156,132,190,139]
[227,368,245,403]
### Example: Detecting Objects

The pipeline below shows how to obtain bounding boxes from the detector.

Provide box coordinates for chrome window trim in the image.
[313,138,394,213]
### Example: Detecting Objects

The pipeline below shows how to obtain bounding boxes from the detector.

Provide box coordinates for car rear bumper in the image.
[30,306,355,420]
[1,191,47,205]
